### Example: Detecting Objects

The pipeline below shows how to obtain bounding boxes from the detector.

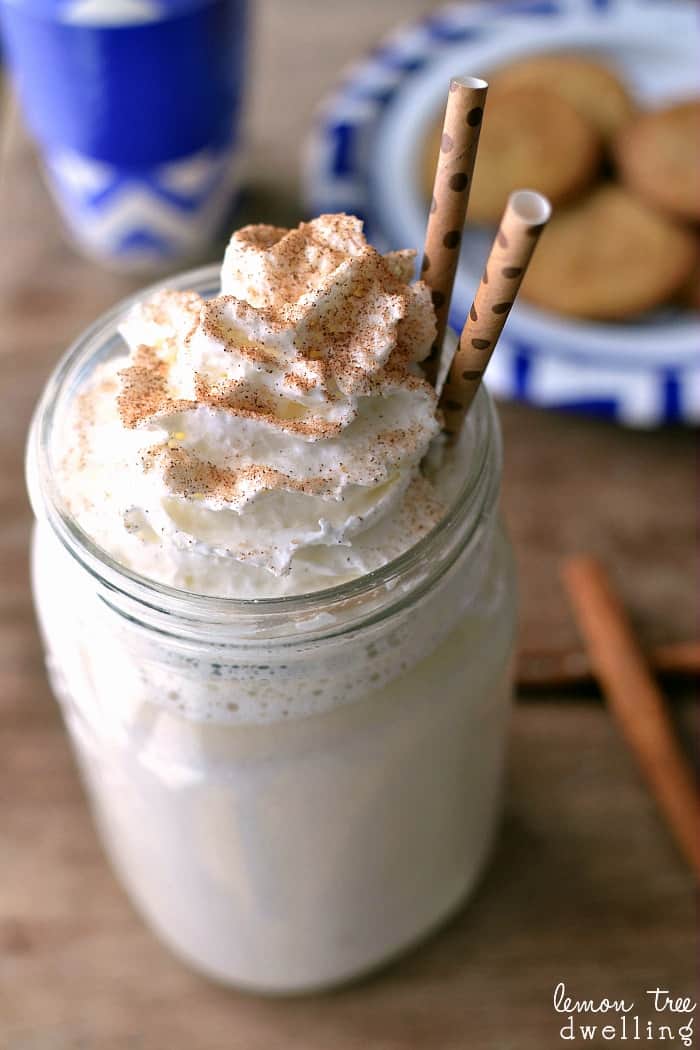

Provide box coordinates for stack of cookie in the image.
[422,54,700,321]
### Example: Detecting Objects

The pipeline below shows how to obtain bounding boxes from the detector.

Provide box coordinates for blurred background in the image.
[0,1,697,1047]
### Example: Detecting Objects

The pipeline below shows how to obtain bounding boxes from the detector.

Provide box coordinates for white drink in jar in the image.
[27,216,516,992]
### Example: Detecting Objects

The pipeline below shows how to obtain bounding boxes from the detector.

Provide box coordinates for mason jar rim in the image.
[26,263,503,637]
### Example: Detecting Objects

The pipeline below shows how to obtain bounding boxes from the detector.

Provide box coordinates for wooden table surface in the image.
[1,3,697,1047]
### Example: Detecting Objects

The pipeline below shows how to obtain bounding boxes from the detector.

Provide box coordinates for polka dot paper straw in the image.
[440,190,551,434]
[420,75,489,388]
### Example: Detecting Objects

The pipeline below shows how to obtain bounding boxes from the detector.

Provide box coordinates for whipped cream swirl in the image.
[59,215,445,597]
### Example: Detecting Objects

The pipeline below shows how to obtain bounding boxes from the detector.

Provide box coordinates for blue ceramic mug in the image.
[0,0,248,270]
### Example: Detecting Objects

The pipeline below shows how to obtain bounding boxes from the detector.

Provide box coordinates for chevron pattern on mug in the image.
[44,146,240,271]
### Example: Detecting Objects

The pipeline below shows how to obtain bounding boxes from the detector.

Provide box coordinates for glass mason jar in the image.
[26,265,517,994]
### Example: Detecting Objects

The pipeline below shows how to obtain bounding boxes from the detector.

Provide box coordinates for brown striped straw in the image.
[420,75,488,388]
[439,189,551,434]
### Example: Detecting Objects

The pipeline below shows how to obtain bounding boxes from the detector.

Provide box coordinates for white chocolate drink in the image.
[28,216,516,991]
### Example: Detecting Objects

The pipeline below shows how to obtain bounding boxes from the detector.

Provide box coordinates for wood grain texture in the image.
[0,2,697,1046]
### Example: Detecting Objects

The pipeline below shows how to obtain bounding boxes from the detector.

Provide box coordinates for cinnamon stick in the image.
[517,639,700,691]
[561,555,700,879]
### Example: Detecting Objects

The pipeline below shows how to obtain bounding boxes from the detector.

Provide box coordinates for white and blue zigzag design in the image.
[45,146,238,267]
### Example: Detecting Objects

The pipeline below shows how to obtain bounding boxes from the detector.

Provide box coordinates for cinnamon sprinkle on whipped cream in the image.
[58,214,448,597]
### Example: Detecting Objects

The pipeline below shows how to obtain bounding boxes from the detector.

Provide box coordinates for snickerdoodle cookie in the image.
[423,88,602,225]
[493,53,635,141]
[614,99,700,222]
[520,184,697,319]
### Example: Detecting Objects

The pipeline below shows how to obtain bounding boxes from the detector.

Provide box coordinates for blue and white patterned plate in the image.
[304,0,700,426]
